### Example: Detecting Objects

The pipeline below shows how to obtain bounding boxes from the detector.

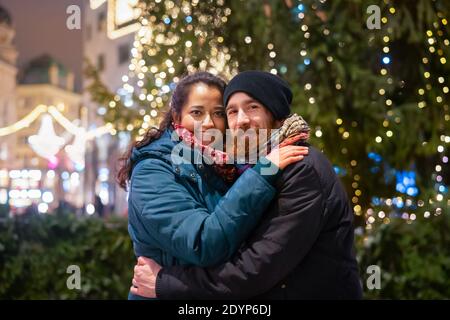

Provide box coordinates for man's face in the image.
[225,92,280,158]
[225,92,276,133]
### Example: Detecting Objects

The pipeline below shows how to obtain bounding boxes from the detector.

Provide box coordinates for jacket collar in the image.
[130,129,200,180]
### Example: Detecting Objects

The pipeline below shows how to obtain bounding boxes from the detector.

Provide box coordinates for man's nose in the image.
[236,109,250,128]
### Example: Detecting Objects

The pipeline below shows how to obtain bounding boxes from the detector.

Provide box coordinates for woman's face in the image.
[176,83,226,144]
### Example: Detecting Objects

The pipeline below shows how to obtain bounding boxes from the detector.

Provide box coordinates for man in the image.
[131,71,363,299]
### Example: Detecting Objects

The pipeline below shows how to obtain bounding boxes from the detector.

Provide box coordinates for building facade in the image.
[16,55,81,169]
[83,0,140,216]
[0,54,83,212]
[0,6,17,169]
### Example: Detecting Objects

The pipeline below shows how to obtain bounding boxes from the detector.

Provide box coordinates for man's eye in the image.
[250,105,259,109]
[227,109,237,115]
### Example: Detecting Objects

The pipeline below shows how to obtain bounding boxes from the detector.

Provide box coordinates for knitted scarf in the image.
[172,113,310,183]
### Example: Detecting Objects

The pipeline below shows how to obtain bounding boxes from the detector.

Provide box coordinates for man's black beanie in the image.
[223,70,292,120]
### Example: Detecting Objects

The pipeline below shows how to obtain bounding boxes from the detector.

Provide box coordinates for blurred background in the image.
[0,0,448,299]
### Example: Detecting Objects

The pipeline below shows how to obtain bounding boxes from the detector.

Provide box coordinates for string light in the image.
[375,3,396,151]
[110,1,238,139]
[0,105,47,137]
[84,0,449,229]
[364,3,449,229]
[0,105,113,140]
[28,115,65,161]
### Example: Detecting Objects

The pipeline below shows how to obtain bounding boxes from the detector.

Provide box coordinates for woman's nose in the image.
[201,114,214,129]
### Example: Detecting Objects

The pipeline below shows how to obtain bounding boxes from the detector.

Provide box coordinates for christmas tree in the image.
[86,0,449,231]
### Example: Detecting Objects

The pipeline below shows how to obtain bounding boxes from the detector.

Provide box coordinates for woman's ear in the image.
[172,110,181,124]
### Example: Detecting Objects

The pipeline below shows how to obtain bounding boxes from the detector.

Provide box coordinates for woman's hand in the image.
[265,145,309,170]
[130,257,162,298]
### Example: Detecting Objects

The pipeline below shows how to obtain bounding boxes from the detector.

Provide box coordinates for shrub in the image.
[1,209,448,299]
[0,213,135,299]
[357,214,450,299]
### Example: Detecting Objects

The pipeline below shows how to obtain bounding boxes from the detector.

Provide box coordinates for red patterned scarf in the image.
[173,123,237,183]
[172,113,310,184]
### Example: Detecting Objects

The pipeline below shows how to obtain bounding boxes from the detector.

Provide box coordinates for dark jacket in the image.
[127,129,277,267]
[155,143,363,299]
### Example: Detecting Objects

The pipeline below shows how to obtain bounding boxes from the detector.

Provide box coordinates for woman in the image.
[117,72,308,299]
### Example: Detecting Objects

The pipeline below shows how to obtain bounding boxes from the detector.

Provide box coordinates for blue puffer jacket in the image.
[127,129,277,267]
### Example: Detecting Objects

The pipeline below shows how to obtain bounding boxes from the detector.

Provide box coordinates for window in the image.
[118,44,130,65]
[97,54,105,71]
[98,11,106,32]
[114,0,140,28]
[107,0,141,39]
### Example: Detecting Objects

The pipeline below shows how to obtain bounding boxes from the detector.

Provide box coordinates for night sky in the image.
[0,0,84,92]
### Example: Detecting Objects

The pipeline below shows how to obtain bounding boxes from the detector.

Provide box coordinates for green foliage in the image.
[0,209,448,299]
[221,0,449,211]
[85,0,449,217]
[0,213,134,300]
[356,214,450,299]
[79,0,450,299]
[84,59,141,132]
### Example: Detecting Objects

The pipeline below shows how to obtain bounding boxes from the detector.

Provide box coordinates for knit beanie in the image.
[223,70,292,120]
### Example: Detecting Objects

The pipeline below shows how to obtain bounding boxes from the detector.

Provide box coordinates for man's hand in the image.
[130,257,162,298]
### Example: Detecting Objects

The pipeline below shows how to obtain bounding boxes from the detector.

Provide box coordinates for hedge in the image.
[0,209,448,299]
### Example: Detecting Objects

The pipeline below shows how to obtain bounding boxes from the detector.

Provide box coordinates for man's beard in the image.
[230,127,272,164]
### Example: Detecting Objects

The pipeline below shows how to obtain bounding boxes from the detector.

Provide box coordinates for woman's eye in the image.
[190,110,202,116]
[214,111,226,118]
